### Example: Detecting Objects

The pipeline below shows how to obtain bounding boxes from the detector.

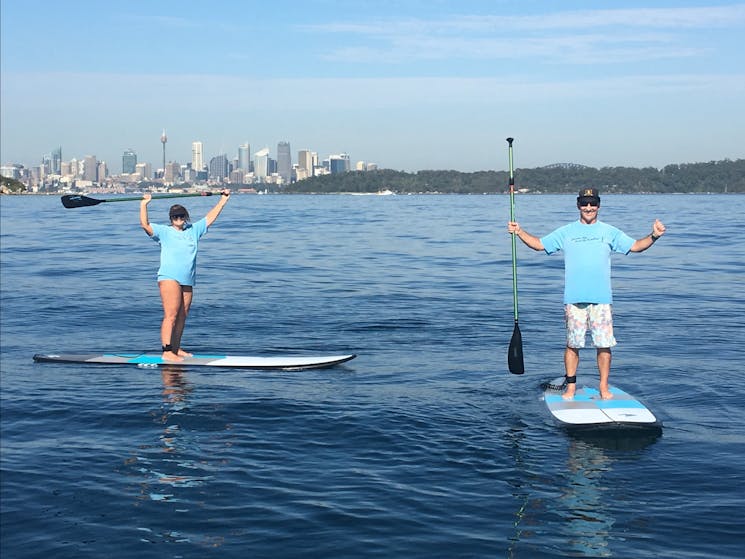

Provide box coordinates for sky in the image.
[2,0,744,173]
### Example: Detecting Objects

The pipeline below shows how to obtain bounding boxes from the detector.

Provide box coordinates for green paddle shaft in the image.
[507,138,518,322]
[506,137,525,374]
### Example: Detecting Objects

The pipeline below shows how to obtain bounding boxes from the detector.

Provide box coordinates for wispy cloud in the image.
[306,5,745,34]
[301,4,745,64]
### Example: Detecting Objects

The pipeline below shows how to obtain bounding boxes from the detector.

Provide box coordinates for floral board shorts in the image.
[564,303,617,349]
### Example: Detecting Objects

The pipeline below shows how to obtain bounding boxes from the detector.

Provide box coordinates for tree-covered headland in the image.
[285,159,744,194]
[1,176,26,194]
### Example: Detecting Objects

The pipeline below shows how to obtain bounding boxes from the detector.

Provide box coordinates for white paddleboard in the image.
[33,352,356,371]
[543,377,661,429]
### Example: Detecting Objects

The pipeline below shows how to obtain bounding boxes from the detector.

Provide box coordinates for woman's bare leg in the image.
[173,286,193,357]
[159,280,184,362]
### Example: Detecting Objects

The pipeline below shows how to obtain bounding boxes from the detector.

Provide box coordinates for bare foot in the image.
[562,384,576,400]
[162,351,184,362]
[600,389,613,400]
[177,348,193,358]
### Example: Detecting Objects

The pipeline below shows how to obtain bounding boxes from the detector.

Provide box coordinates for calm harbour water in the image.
[1,193,743,558]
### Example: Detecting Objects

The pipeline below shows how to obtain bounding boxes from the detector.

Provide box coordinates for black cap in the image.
[169,204,189,220]
[577,188,600,205]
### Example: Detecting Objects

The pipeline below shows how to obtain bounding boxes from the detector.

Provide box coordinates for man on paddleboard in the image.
[140,190,231,362]
[507,188,665,400]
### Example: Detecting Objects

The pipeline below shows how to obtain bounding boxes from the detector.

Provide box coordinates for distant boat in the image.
[349,189,395,196]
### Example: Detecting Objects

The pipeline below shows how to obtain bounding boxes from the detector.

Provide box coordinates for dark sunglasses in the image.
[171,214,187,220]
[579,201,599,207]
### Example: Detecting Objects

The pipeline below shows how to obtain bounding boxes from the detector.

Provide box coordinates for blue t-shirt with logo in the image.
[149,218,208,286]
[540,220,634,304]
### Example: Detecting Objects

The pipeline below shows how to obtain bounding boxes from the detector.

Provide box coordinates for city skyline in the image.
[22,138,360,174]
[2,1,744,172]
[2,138,364,187]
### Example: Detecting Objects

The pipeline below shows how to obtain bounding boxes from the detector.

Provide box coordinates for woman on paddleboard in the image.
[507,188,665,400]
[140,190,231,362]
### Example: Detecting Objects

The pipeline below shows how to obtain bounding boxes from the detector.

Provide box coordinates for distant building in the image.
[164,161,181,184]
[254,148,269,181]
[122,149,137,174]
[209,154,229,181]
[182,165,197,183]
[329,153,351,174]
[0,164,22,179]
[135,162,152,180]
[229,168,246,184]
[51,147,62,175]
[298,149,314,180]
[83,155,98,182]
[97,161,108,182]
[192,141,204,173]
[238,143,250,171]
[277,141,291,184]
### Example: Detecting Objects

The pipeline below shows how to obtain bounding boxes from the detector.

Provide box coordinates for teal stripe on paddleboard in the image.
[130,355,163,364]
[596,400,646,409]
[545,393,600,403]
[545,394,646,408]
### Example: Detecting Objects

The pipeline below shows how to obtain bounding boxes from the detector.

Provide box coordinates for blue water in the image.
[1,193,743,558]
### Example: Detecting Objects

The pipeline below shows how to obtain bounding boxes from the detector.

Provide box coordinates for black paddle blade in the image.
[508,322,525,374]
[61,195,103,208]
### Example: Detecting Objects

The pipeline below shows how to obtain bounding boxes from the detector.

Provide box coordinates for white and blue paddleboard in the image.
[543,377,661,429]
[33,352,356,371]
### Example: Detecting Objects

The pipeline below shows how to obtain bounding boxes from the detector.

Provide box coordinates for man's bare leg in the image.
[597,348,612,399]
[563,347,579,400]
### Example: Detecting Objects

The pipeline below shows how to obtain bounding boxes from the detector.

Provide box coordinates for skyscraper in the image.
[209,155,229,181]
[238,143,250,171]
[135,162,152,180]
[164,162,181,184]
[97,161,108,182]
[192,141,204,172]
[329,153,351,174]
[122,149,137,174]
[82,155,98,182]
[254,148,269,181]
[277,141,291,184]
[297,150,314,181]
[51,147,62,175]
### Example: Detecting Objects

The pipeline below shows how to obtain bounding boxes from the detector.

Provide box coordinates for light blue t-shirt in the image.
[540,220,635,304]
[149,218,209,286]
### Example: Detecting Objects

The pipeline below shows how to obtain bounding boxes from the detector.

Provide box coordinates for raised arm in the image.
[629,219,666,253]
[508,221,544,251]
[205,189,231,228]
[140,194,153,236]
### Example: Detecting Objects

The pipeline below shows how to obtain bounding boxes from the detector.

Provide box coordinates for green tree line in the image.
[283,158,744,194]
[1,176,26,193]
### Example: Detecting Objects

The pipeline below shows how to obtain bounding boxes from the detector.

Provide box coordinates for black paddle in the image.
[507,137,525,374]
[61,191,219,209]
